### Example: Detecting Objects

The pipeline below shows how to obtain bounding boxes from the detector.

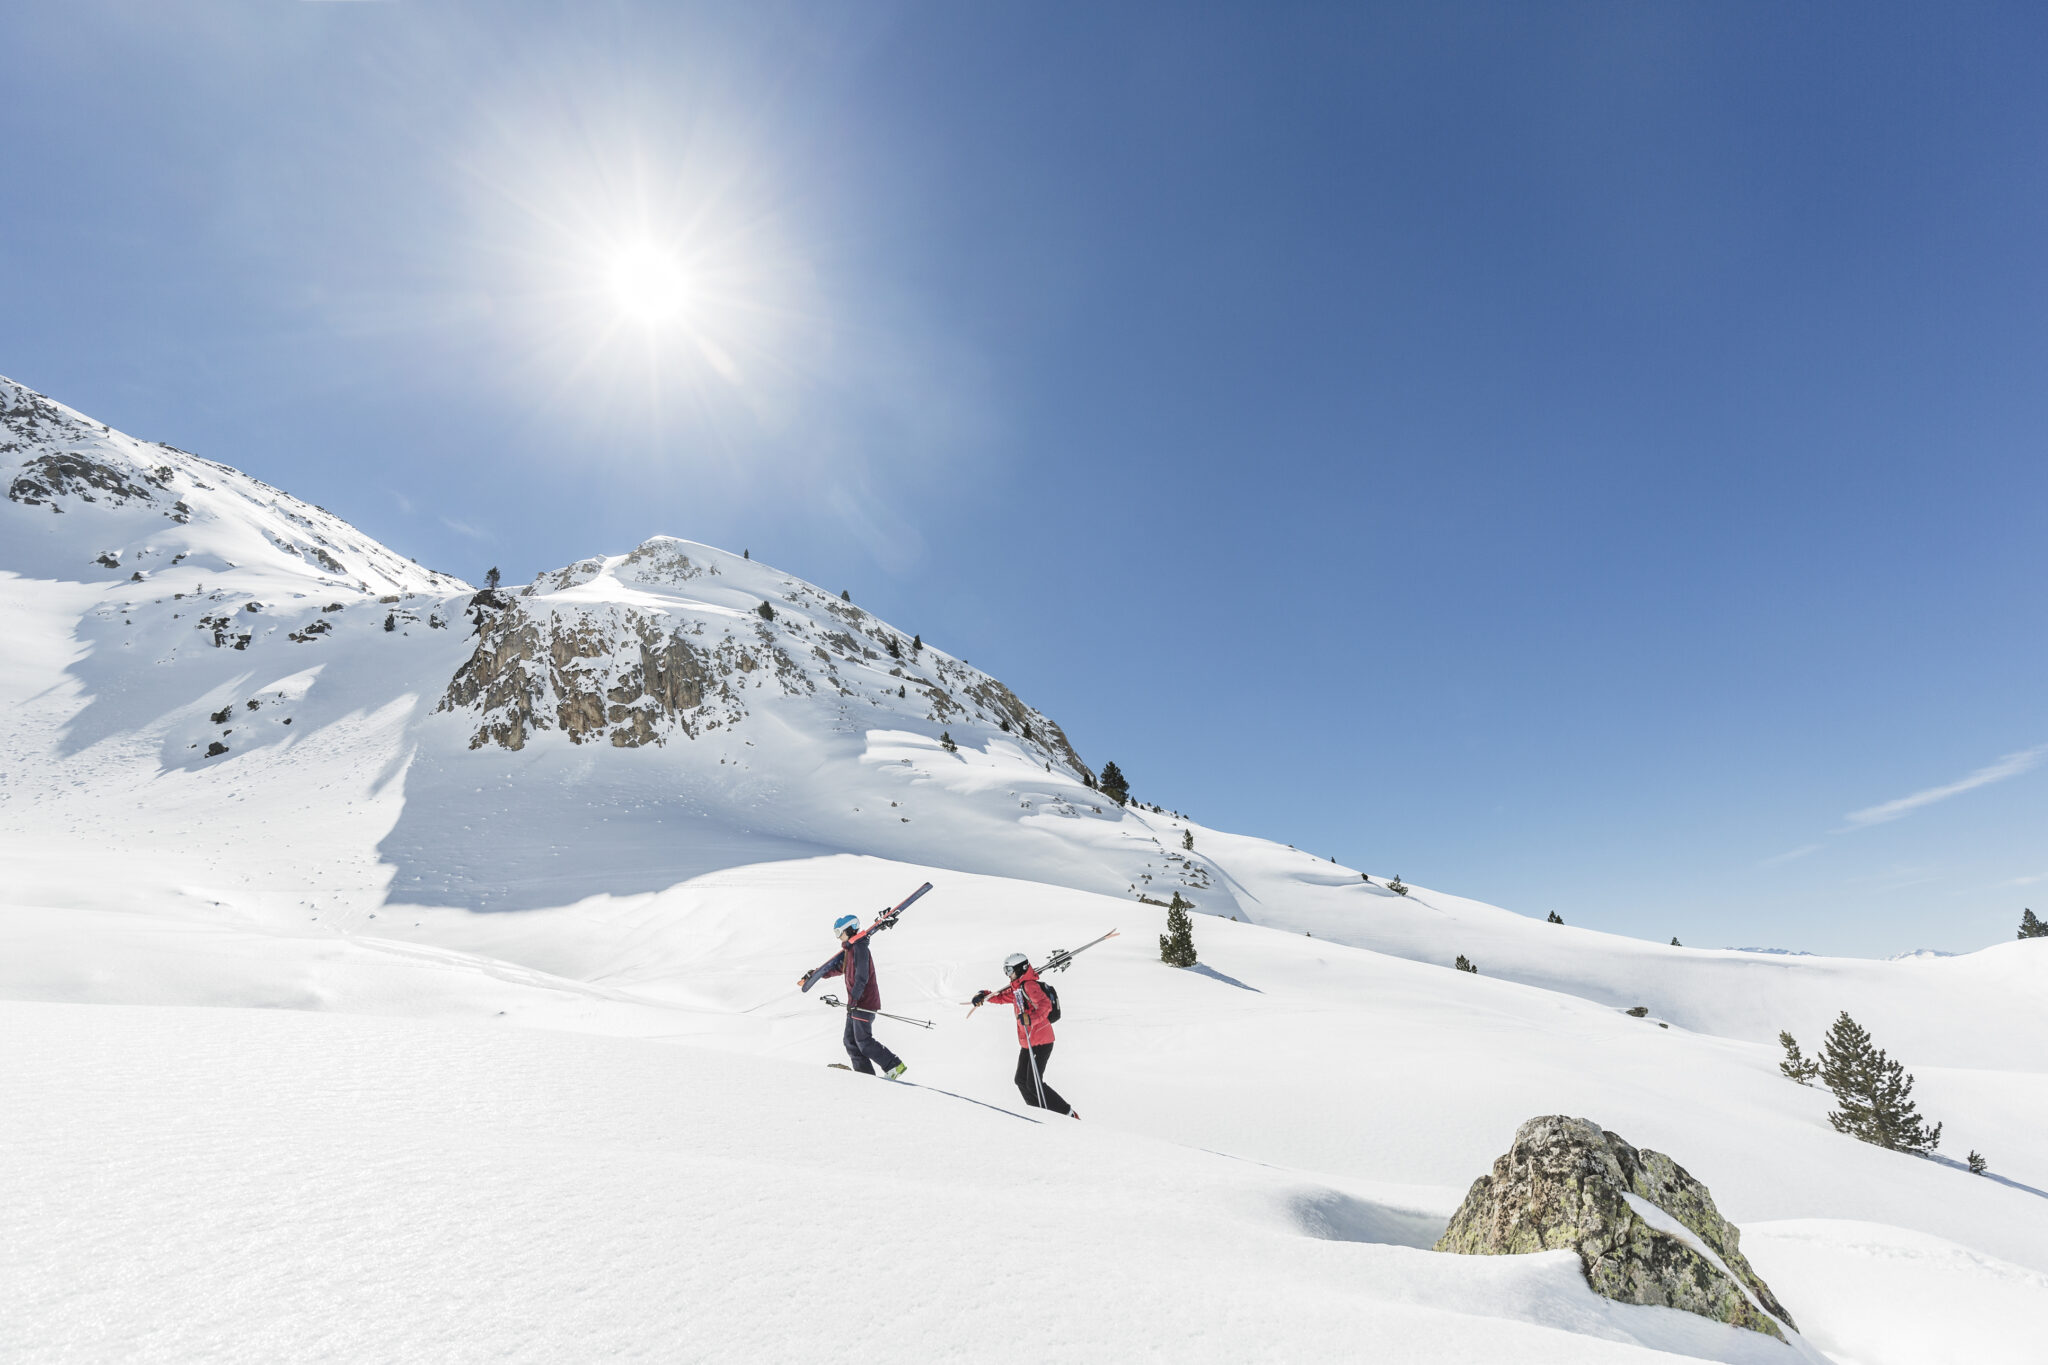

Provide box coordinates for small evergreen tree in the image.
[886,635,901,659]
[840,589,851,602]
[484,566,501,590]
[1670,936,1682,947]
[1387,874,1408,896]
[1454,954,1477,974]
[1821,1011,1943,1154]
[2020,909,2047,939]
[1182,829,1194,852]
[756,600,775,621]
[1967,1150,1988,1175]
[1777,1030,1819,1086]
[1099,760,1130,806]
[743,548,749,559]
[939,730,958,753]
[1546,910,1565,925]
[1159,893,1198,967]
[911,633,921,652]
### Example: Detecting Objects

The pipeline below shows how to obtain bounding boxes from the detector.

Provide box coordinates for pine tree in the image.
[939,731,958,753]
[1547,910,1565,925]
[1820,1011,1943,1154]
[1159,893,1198,967]
[1454,954,1477,974]
[743,549,749,559]
[1387,874,1408,896]
[1777,1030,1819,1086]
[840,589,851,602]
[1099,761,1130,806]
[1967,1150,1988,1175]
[886,635,901,659]
[484,566,501,590]
[1670,937,1682,947]
[2020,909,2047,939]
[756,600,775,621]
[1182,829,1194,852]
[911,633,921,652]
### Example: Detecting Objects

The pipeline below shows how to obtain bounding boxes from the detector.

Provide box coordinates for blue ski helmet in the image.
[833,914,861,936]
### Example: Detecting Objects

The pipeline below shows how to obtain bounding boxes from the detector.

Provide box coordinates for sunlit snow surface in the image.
[3,376,2046,1362]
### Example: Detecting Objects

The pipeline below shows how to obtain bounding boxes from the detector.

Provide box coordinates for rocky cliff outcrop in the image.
[439,538,1094,779]
[440,595,764,750]
[1434,1115,1796,1340]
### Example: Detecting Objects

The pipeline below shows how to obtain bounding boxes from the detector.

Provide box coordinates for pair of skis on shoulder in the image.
[963,929,1120,1015]
[818,881,937,1027]
[811,882,1119,1027]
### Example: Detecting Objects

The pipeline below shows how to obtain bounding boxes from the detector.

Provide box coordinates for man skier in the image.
[972,953,1078,1119]
[800,914,908,1080]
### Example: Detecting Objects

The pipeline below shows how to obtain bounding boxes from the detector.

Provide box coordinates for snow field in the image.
[2,1000,1841,1365]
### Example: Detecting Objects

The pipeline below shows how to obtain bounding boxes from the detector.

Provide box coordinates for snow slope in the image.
[4,376,2045,1362]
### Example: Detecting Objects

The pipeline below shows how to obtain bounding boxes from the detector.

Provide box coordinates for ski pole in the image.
[1018,995,1047,1109]
[819,994,934,1030]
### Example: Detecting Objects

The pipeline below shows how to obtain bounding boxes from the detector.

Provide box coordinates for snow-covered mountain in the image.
[5,376,2045,1364]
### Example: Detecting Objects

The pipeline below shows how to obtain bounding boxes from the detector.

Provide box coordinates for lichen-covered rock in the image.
[1434,1115,1796,1340]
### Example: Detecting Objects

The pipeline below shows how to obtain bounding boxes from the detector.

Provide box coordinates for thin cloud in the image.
[1841,744,2048,829]
[1760,843,1823,868]
[440,516,490,542]
[1998,871,2048,888]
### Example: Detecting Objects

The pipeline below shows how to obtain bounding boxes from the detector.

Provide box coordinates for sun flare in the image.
[605,243,692,325]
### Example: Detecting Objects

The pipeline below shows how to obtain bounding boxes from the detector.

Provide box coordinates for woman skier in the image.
[972,953,1079,1119]
[800,914,908,1080]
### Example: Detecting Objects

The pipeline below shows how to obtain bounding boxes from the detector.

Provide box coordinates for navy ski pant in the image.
[843,1012,903,1075]
[1013,1042,1072,1115]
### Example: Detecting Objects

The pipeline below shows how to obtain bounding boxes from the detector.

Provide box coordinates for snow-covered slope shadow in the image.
[1289,1188,1447,1248]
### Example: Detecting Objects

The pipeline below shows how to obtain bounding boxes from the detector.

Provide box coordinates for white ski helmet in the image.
[1004,952,1030,977]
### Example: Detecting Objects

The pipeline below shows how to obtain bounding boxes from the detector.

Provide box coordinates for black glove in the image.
[971,989,989,1006]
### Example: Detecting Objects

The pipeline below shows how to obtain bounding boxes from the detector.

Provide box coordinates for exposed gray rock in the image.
[439,601,757,750]
[1434,1115,1795,1340]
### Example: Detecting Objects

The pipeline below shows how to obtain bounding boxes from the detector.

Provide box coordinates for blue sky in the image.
[5,2,2044,955]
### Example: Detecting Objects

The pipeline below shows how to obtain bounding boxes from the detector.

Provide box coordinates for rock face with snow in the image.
[2,376,462,596]
[438,534,1093,773]
[1434,1115,1797,1339]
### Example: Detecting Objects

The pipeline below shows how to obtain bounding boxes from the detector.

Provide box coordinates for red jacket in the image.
[987,967,1056,1047]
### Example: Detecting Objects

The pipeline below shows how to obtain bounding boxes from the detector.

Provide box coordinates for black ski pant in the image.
[1013,1042,1072,1115]
[843,1012,903,1076]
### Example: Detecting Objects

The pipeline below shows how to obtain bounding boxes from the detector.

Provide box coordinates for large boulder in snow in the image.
[1433,1115,1797,1340]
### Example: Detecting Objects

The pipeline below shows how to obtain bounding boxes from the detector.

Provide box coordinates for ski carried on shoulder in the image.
[964,929,1118,1013]
[854,881,934,943]
[1039,929,1119,975]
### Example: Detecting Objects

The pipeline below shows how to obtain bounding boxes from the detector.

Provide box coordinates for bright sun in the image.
[605,244,692,325]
